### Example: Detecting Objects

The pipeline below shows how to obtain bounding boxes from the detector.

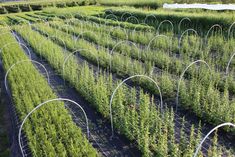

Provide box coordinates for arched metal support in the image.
[157,20,174,35]
[19,98,90,157]
[176,60,211,111]
[178,17,191,35]
[205,24,223,42]
[225,51,235,76]
[178,29,200,54]
[125,16,139,24]
[105,14,118,22]
[179,29,199,48]
[228,22,235,39]
[62,48,100,82]
[144,14,158,26]
[193,122,235,157]
[121,12,132,21]
[108,26,128,41]
[147,34,172,52]
[4,59,50,94]
[110,41,140,72]
[105,9,114,15]
[109,74,163,138]
[0,42,32,60]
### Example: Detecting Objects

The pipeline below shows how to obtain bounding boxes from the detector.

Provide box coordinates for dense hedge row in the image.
[174,0,235,3]
[104,8,235,34]
[97,0,172,9]
[0,0,96,14]
[0,28,98,156]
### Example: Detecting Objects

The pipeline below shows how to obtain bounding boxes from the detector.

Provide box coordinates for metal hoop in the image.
[125,16,139,24]
[121,12,132,21]
[178,29,200,54]
[193,122,235,157]
[225,51,235,76]
[205,24,223,42]
[157,20,174,35]
[105,14,118,21]
[228,22,235,39]
[110,41,140,72]
[144,14,158,26]
[178,17,191,35]
[109,74,163,137]
[176,60,212,111]
[147,34,172,52]
[0,41,32,60]
[19,98,90,157]
[4,59,50,94]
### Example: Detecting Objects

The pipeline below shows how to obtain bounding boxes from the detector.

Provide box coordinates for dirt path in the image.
[0,57,22,157]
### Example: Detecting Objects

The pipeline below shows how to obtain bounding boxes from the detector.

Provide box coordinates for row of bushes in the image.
[174,0,235,3]
[97,0,173,9]
[0,0,96,14]
[104,8,235,34]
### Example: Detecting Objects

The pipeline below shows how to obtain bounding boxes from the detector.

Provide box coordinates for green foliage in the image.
[30,18,235,135]
[0,29,98,156]
[0,0,97,15]
[15,24,229,157]
[97,0,173,9]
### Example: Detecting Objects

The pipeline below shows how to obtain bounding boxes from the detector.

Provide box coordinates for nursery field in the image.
[0,2,235,157]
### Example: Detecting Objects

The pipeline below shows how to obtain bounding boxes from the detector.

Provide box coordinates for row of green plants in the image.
[16,14,42,23]
[72,13,235,67]
[97,0,172,9]
[75,13,155,32]
[103,8,235,35]
[31,22,235,137]
[67,20,234,94]
[15,24,233,157]
[174,0,235,3]
[0,0,96,14]
[47,18,233,96]
[0,29,98,156]
[53,18,234,71]
[58,18,235,96]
